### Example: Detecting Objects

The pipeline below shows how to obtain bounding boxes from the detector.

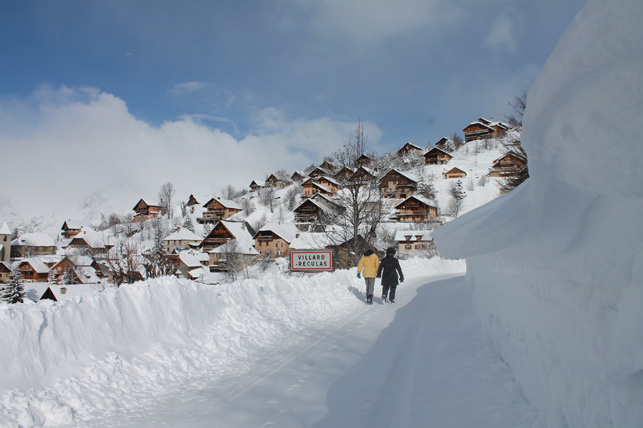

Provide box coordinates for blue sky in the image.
[0,0,587,218]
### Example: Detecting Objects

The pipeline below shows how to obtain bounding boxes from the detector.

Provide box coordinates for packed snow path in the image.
[82,274,540,428]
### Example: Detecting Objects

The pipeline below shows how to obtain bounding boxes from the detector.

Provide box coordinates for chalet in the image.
[308,166,333,178]
[351,166,377,183]
[444,167,467,179]
[199,220,256,253]
[291,171,305,182]
[316,176,339,193]
[356,153,375,168]
[23,283,107,303]
[394,196,438,222]
[293,194,341,227]
[164,228,202,253]
[50,256,101,284]
[265,174,285,188]
[1,222,10,262]
[424,148,453,165]
[61,220,92,239]
[434,137,453,151]
[206,221,259,270]
[187,195,200,206]
[0,261,11,283]
[132,199,163,222]
[64,228,112,256]
[198,198,242,224]
[249,180,265,191]
[318,160,337,172]
[254,222,300,258]
[333,166,355,182]
[394,230,435,254]
[302,178,336,197]
[16,258,50,282]
[11,233,56,258]
[397,142,424,156]
[380,169,418,199]
[177,250,209,279]
[462,117,509,142]
[489,152,528,177]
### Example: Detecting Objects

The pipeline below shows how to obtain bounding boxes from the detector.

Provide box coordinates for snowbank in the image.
[434,0,643,426]
[0,257,462,427]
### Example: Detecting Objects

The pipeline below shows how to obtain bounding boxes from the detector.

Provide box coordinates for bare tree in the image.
[259,186,276,213]
[448,180,467,217]
[323,119,389,267]
[105,237,143,286]
[221,184,238,201]
[158,182,176,219]
[506,92,527,128]
[451,132,464,150]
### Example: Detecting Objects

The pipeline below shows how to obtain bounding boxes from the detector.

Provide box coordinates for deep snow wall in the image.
[434,0,643,426]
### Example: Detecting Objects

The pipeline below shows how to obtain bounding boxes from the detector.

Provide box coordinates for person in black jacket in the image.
[376,247,404,303]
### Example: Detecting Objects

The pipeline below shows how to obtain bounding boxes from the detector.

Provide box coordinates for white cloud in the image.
[485,14,518,52]
[0,86,380,218]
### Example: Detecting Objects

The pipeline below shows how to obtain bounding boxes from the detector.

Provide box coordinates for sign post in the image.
[290,250,333,272]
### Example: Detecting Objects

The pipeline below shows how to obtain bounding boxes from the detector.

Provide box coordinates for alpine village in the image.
[0,115,527,304]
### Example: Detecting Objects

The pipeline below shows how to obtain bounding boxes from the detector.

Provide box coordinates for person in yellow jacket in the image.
[357,248,380,304]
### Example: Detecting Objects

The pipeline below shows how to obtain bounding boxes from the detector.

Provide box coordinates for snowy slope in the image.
[434,0,643,426]
[0,258,545,428]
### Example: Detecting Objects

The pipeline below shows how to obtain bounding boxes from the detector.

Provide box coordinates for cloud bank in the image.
[0,85,380,218]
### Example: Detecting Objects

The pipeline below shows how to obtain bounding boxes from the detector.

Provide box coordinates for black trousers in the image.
[381,284,397,301]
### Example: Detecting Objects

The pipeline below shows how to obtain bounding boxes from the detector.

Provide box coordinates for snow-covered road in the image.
[83,274,540,428]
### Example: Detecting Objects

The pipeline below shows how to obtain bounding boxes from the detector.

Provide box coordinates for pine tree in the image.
[3,266,25,304]
[182,215,195,233]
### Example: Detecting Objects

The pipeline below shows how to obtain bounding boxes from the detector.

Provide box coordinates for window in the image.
[405,244,412,250]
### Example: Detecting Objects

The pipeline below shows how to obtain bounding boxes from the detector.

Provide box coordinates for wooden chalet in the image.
[462,118,509,142]
[380,169,418,199]
[397,142,424,156]
[0,261,11,283]
[302,178,337,197]
[489,152,528,177]
[249,180,265,191]
[163,228,202,252]
[434,137,453,151]
[199,220,256,253]
[444,167,467,179]
[394,196,438,222]
[16,258,50,282]
[291,171,305,182]
[308,166,333,178]
[254,223,300,258]
[424,147,453,165]
[351,166,376,183]
[198,198,242,224]
[293,194,341,227]
[61,220,91,239]
[265,174,285,188]
[187,194,200,206]
[132,199,163,222]
[333,166,355,182]
[318,160,337,173]
[394,230,435,254]
[64,228,112,255]
[356,153,375,168]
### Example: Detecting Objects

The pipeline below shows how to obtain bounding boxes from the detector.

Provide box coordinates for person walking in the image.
[377,247,404,303]
[357,248,380,304]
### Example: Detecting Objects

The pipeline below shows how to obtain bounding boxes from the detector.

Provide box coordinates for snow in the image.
[12,233,55,248]
[0,257,544,428]
[163,228,201,242]
[0,223,10,235]
[433,0,643,426]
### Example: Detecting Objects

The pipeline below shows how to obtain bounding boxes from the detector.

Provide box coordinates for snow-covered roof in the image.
[290,232,335,250]
[318,176,339,186]
[394,230,433,242]
[62,220,91,230]
[13,233,55,247]
[20,258,50,274]
[382,169,418,183]
[179,251,206,269]
[23,283,108,302]
[395,195,436,208]
[164,228,202,242]
[204,198,242,210]
[66,228,110,249]
[0,222,11,235]
[256,222,300,243]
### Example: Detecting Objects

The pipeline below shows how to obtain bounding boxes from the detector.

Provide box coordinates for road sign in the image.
[290,250,333,272]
